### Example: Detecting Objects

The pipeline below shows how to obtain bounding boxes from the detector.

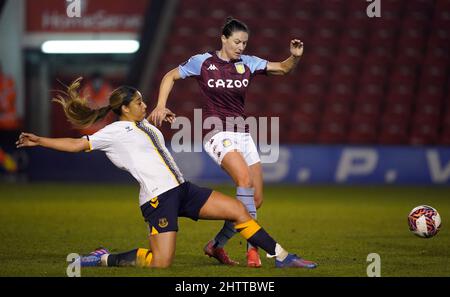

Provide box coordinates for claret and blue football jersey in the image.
[178,52,268,131]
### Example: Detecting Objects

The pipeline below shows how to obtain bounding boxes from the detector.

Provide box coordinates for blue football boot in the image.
[275,254,317,269]
[78,247,109,267]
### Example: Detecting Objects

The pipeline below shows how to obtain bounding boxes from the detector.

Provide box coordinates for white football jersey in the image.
[86,119,185,206]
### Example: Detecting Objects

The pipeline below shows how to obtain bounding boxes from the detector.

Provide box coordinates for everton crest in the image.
[158,217,169,228]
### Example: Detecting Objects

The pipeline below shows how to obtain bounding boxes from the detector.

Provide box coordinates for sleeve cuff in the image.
[84,135,93,152]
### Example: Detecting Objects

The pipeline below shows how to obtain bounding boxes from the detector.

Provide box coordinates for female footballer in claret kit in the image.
[149,17,304,267]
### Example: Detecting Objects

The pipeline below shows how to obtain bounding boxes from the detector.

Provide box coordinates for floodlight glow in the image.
[41,40,140,54]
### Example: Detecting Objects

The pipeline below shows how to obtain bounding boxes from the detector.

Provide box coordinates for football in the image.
[408,205,441,238]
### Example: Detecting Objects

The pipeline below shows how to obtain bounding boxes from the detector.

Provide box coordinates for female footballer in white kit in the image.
[149,17,304,267]
[16,78,316,269]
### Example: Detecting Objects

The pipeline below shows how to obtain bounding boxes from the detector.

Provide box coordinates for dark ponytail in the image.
[221,16,249,38]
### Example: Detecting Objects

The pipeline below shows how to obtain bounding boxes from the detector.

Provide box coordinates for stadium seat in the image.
[378,114,409,145]
[439,110,450,145]
[345,11,369,31]
[359,63,389,86]
[419,62,448,86]
[389,64,418,86]
[365,47,395,67]
[347,114,378,144]
[265,94,294,115]
[416,83,445,105]
[384,95,413,120]
[394,45,424,66]
[318,114,349,144]
[288,112,318,143]
[410,113,440,145]
[330,63,360,87]
[415,96,442,119]
[358,79,386,97]
[293,97,322,120]
[353,94,382,121]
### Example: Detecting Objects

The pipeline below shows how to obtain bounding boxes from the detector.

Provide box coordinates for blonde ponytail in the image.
[52,77,113,129]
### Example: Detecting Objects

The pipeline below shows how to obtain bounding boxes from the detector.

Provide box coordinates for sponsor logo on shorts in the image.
[158,218,169,228]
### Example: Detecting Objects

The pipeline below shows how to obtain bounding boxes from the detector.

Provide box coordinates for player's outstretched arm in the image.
[16,132,89,153]
[267,39,304,75]
[148,68,181,126]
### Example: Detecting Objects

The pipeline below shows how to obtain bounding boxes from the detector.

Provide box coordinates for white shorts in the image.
[203,131,260,166]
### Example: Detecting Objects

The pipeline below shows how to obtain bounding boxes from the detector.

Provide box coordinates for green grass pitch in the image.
[0,183,449,277]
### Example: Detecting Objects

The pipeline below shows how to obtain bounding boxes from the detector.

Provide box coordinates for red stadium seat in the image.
[365,46,395,66]
[384,94,413,119]
[310,25,340,49]
[414,100,441,125]
[410,113,440,145]
[322,100,352,123]
[370,10,402,32]
[439,110,450,145]
[428,27,449,48]
[318,116,348,144]
[380,0,405,13]
[416,84,445,104]
[353,94,382,121]
[345,10,369,31]
[405,0,434,15]
[336,50,364,68]
[394,45,424,66]
[423,45,449,65]
[378,114,409,145]
[265,95,294,115]
[389,63,418,84]
[369,26,398,52]
[357,83,386,104]
[330,63,360,86]
[419,63,448,86]
[359,63,389,85]
[347,114,378,144]
[293,97,322,119]
[289,112,319,143]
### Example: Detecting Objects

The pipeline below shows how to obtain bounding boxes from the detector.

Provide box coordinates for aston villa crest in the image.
[234,62,245,74]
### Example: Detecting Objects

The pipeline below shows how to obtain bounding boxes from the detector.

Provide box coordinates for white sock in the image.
[266,243,289,261]
[100,254,109,267]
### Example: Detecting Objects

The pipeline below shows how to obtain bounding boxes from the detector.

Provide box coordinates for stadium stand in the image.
[150,0,449,145]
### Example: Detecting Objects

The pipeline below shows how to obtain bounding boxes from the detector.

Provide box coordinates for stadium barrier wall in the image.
[6,146,450,185]
[2,145,450,185]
